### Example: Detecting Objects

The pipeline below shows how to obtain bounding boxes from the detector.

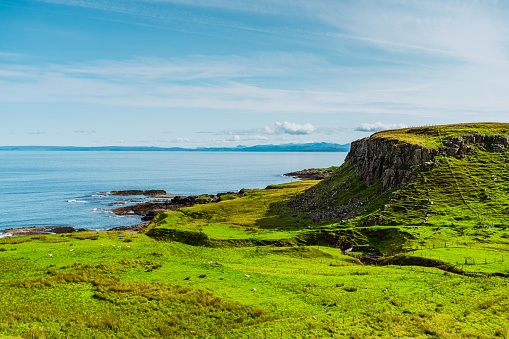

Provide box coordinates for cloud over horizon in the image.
[274,121,315,135]
[2,1,509,147]
[355,122,408,132]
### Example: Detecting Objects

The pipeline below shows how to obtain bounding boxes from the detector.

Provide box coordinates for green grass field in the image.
[2,123,509,338]
[1,230,509,338]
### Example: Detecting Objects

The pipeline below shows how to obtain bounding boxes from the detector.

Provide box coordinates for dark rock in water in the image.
[3,226,77,236]
[111,200,179,217]
[109,190,168,197]
[110,190,245,221]
[284,168,333,180]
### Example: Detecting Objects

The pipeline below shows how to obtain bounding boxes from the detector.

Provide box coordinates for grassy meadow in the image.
[1,180,509,338]
[2,123,509,338]
[1,228,509,338]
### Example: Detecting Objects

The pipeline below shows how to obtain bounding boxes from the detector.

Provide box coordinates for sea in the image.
[0,151,346,233]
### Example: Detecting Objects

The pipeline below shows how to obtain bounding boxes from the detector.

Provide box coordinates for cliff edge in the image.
[289,122,509,227]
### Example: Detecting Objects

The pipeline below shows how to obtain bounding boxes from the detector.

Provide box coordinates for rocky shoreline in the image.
[110,190,245,221]
[1,226,79,237]
[284,167,336,180]
[2,168,330,238]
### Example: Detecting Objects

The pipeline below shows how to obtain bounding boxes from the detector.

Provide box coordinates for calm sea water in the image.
[0,152,346,232]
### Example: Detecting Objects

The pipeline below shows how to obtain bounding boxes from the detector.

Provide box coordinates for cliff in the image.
[346,137,437,191]
[288,123,509,226]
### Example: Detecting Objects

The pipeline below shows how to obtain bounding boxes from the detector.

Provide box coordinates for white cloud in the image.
[355,122,408,132]
[275,121,315,135]
[227,135,241,142]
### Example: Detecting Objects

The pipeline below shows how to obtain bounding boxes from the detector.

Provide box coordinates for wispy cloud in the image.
[3,53,509,118]
[5,0,509,125]
[314,0,509,64]
[355,122,407,132]
[74,130,97,134]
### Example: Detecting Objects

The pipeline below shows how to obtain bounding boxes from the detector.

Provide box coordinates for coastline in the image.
[1,167,330,238]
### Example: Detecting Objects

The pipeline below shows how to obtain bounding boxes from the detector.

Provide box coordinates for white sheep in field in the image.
[244,274,250,279]
[208,261,213,265]
[48,253,53,257]
[252,288,257,292]
[69,249,74,252]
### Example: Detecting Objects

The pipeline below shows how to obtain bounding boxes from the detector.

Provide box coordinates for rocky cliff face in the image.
[441,134,509,156]
[347,133,509,192]
[288,129,509,225]
[346,137,437,191]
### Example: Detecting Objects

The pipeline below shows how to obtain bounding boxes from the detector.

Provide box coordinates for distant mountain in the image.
[0,142,350,152]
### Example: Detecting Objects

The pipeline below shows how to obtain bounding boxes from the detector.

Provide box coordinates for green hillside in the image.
[2,123,509,338]
[290,122,509,227]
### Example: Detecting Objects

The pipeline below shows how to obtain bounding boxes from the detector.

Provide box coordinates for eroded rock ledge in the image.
[2,226,78,236]
[108,190,169,197]
[110,190,245,221]
[284,168,336,180]
[348,133,509,192]
[346,137,437,191]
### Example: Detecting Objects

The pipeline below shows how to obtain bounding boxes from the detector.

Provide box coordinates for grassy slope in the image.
[3,122,509,338]
[1,232,509,338]
[373,122,509,148]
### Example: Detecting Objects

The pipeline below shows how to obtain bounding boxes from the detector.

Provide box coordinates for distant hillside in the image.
[0,142,350,152]
[289,122,509,227]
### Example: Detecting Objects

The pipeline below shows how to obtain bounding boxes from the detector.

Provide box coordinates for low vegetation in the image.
[2,123,509,338]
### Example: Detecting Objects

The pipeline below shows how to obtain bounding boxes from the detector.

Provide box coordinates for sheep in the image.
[252,288,256,292]
[208,261,213,265]
[48,253,53,257]
[244,274,250,279]
[69,249,74,252]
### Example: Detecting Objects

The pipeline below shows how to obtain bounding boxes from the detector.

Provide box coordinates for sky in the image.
[1,0,509,147]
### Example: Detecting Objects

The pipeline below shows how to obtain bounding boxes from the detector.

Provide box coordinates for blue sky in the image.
[1,0,509,146]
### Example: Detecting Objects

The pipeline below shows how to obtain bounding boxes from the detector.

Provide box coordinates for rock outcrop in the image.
[2,226,77,236]
[111,191,245,221]
[346,137,437,191]
[440,134,509,156]
[109,190,168,197]
[284,168,335,180]
[288,127,509,225]
[347,133,509,192]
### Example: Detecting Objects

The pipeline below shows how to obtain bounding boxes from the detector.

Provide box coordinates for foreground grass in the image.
[3,123,509,338]
[1,231,509,338]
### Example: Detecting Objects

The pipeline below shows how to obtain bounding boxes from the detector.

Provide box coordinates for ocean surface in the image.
[0,151,346,233]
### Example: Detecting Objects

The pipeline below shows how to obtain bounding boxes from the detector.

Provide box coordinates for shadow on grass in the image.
[254,200,310,231]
